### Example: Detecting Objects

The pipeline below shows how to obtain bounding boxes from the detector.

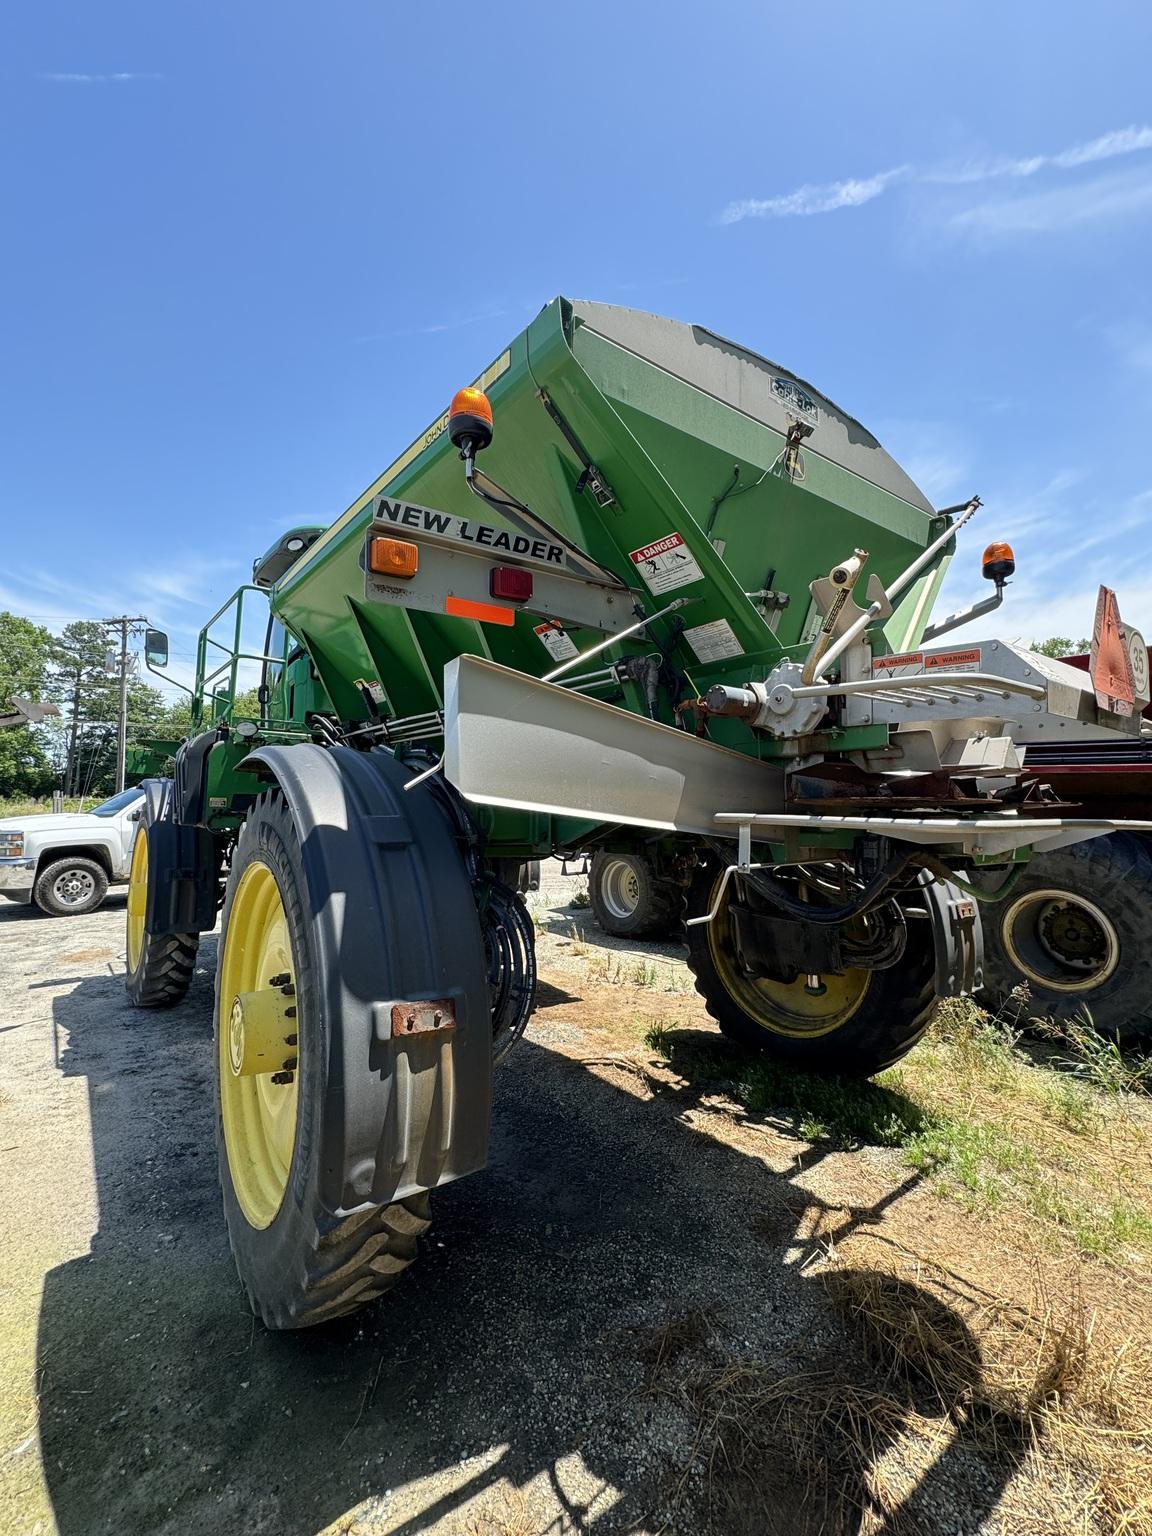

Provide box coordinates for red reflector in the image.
[489,566,533,603]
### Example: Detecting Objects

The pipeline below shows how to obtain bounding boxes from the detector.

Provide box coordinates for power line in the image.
[100,616,148,794]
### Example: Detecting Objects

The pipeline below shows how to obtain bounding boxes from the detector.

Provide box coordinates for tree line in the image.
[0,611,196,799]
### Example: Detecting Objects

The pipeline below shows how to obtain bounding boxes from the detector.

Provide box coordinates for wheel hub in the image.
[229,986,297,1077]
[1037,901,1106,969]
[56,869,94,905]
[218,859,300,1230]
[1003,888,1121,993]
[601,857,641,920]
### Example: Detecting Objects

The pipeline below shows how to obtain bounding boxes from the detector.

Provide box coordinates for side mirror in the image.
[128,808,143,821]
[145,628,169,667]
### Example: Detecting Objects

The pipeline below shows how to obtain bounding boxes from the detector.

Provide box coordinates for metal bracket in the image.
[379,999,457,1041]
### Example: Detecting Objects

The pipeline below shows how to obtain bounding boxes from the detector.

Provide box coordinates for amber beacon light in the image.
[982,541,1016,584]
[448,386,494,453]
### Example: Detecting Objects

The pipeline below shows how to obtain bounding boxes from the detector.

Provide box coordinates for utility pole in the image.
[102,616,148,793]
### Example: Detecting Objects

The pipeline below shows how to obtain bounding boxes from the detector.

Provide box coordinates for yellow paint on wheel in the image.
[706,879,871,1038]
[125,828,148,972]
[218,860,299,1229]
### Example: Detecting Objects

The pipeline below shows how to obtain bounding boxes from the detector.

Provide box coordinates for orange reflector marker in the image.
[445,595,515,627]
[369,537,419,579]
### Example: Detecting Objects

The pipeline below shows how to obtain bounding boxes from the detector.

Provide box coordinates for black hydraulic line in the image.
[461,457,623,587]
[706,838,924,925]
[535,389,617,507]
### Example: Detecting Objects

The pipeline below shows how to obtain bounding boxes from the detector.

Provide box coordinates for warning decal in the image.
[925,647,982,672]
[872,651,924,677]
[628,532,704,595]
[683,618,744,665]
[534,620,579,663]
[873,646,983,677]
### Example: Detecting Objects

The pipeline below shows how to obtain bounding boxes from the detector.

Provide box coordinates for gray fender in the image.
[237,744,492,1213]
[920,874,984,998]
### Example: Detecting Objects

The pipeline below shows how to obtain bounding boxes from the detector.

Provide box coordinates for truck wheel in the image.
[589,851,680,939]
[125,822,199,1008]
[684,866,936,1077]
[216,747,491,1329]
[979,833,1152,1049]
[33,856,108,917]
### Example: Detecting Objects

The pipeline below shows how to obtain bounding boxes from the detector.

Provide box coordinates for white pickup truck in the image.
[0,787,144,916]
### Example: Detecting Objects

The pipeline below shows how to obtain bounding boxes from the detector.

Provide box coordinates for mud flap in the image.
[921,874,984,998]
[139,777,218,936]
[236,744,493,1213]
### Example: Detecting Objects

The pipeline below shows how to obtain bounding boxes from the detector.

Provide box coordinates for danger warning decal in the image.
[628,532,704,595]
[873,646,982,677]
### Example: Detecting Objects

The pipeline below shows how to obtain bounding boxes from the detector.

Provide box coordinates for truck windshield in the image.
[92,789,145,817]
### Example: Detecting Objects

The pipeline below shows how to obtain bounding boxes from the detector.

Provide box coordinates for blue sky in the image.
[3,1,1151,691]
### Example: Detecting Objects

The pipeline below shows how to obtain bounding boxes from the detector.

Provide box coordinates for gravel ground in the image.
[0,879,1087,1536]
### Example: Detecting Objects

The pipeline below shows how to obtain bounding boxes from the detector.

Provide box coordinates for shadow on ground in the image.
[35,961,1035,1535]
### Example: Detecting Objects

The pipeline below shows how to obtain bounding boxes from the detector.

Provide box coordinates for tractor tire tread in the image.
[979,831,1152,1049]
[685,861,938,1077]
[33,856,109,918]
[126,930,199,1009]
[240,1195,432,1329]
[589,852,682,940]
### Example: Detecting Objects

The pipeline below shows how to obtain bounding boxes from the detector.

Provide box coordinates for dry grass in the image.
[637,1254,1151,1536]
[827,1255,1152,1536]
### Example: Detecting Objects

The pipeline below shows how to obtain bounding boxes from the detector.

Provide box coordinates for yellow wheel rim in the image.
[218,860,300,1229]
[706,876,871,1039]
[126,827,148,972]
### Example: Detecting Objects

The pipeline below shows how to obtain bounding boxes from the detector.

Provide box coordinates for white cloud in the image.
[0,551,252,704]
[949,168,1152,237]
[722,124,1152,224]
[37,72,163,83]
[721,168,908,223]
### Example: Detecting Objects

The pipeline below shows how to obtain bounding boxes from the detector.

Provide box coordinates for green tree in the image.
[0,611,59,797]
[47,620,173,797]
[1032,636,1091,659]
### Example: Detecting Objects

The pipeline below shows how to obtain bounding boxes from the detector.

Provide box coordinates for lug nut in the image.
[268,973,290,987]
[284,1033,298,1046]
[280,982,296,997]
[284,1006,297,1018]
[271,1070,294,1085]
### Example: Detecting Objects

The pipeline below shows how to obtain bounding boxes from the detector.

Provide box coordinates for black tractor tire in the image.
[33,856,109,917]
[215,747,491,1329]
[978,833,1152,1049]
[125,788,200,1009]
[684,864,937,1077]
[588,851,681,940]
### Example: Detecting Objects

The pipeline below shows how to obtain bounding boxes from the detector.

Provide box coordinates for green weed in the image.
[1037,1011,1152,1097]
